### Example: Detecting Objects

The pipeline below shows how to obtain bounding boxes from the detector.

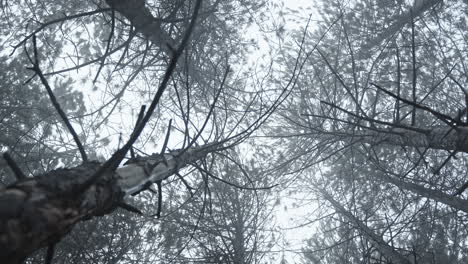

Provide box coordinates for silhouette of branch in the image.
[2,152,26,181]
[175,172,194,196]
[93,10,115,83]
[184,65,229,151]
[193,163,278,191]
[75,0,203,194]
[130,105,146,159]
[450,75,468,122]
[454,175,468,196]
[371,82,460,127]
[11,8,112,55]
[45,243,56,264]
[221,15,341,149]
[160,119,172,154]
[410,10,417,126]
[27,35,88,162]
[44,31,135,76]
[319,100,428,134]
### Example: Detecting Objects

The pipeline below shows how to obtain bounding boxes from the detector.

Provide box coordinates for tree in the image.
[0,0,287,263]
[275,0,468,262]
[156,152,275,263]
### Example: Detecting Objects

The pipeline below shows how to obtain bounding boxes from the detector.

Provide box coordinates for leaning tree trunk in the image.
[375,171,468,213]
[319,189,412,264]
[0,142,218,264]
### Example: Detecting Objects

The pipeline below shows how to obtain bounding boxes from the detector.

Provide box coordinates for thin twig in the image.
[222,14,341,148]
[320,100,429,134]
[45,243,56,264]
[184,65,230,151]
[44,35,134,76]
[449,75,468,122]
[11,8,112,55]
[193,163,278,191]
[395,43,401,122]
[130,105,146,159]
[93,10,115,83]
[433,150,456,175]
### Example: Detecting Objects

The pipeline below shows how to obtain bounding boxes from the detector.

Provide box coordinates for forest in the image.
[0,0,467,263]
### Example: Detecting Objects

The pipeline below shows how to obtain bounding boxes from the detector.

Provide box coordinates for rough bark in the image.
[320,190,411,264]
[0,143,218,264]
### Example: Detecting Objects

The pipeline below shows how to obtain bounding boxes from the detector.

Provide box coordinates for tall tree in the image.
[156,152,275,263]
[276,0,468,262]
[0,0,288,263]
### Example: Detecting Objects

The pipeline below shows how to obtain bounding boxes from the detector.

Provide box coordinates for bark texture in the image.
[0,143,218,263]
[0,162,120,264]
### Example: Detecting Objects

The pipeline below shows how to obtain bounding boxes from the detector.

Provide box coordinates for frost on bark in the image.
[0,143,218,264]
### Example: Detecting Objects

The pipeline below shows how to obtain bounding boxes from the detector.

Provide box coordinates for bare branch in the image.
[2,152,26,181]
[130,105,146,159]
[117,202,143,215]
[156,181,162,218]
[75,0,203,194]
[175,172,194,196]
[28,35,88,162]
[160,119,173,154]
[371,82,460,127]
[11,8,112,55]
[93,10,115,83]
[193,163,278,191]
[185,65,230,150]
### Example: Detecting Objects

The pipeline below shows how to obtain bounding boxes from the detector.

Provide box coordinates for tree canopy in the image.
[1,0,467,263]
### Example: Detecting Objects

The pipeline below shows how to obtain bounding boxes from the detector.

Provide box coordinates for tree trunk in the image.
[376,173,468,213]
[105,0,175,53]
[320,190,412,264]
[0,143,218,264]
